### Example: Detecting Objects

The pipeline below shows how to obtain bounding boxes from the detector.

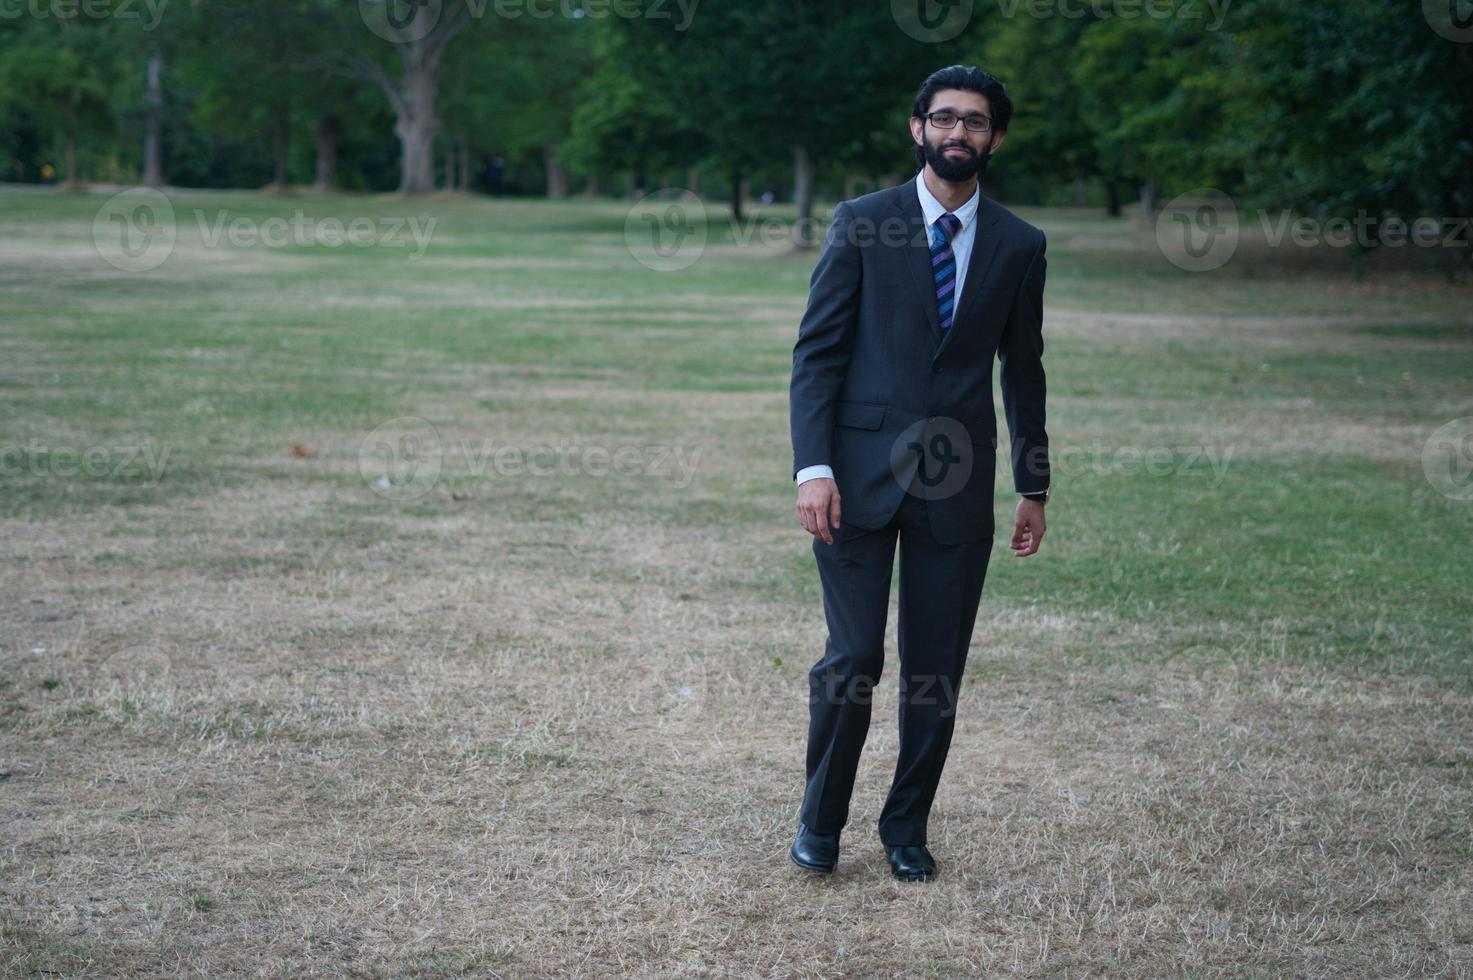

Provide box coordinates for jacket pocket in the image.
[834,400,888,430]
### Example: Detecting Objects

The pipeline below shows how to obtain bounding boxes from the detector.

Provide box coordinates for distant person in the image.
[760,190,776,206]
[788,65,1051,882]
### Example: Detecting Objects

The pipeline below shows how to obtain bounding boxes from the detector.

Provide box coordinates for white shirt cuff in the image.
[795,464,834,486]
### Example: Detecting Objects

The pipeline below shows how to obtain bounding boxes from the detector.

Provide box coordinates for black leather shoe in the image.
[885,844,937,881]
[789,822,840,873]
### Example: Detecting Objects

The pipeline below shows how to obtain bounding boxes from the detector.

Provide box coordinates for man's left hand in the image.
[1010,498,1047,557]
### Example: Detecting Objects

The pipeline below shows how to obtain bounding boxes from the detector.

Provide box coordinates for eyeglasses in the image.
[921,111,993,134]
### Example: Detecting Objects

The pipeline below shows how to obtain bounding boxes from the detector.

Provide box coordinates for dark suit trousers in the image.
[799,491,993,847]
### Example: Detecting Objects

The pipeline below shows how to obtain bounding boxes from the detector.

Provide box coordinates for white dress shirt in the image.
[795,173,981,488]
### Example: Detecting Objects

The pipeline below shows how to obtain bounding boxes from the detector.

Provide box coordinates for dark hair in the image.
[910,65,1013,170]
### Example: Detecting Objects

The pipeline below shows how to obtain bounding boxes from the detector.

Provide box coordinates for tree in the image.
[613,0,935,242]
[981,11,1113,211]
[439,14,601,199]
[561,23,708,202]
[0,16,122,188]
[180,0,326,191]
[1073,5,1242,225]
[307,0,479,194]
[1226,0,1473,230]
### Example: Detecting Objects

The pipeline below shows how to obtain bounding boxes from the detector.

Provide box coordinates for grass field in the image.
[2,184,1471,977]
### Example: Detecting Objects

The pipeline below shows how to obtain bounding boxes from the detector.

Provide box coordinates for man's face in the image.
[909,88,1006,183]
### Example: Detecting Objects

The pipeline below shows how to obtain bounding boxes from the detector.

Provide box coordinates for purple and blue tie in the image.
[931,212,962,336]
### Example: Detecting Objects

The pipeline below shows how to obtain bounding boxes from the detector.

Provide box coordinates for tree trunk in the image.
[458,140,470,192]
[356,4,471,196]
[62,100,79,190]
[792,144,815,248]
[444,135,455,190]
[583,174,597,196]
[272,109,289,191]
[394,106,436,194]
[314,116,339,191]
[393,40,442,195]
[544,142,567,199]
[143,50,164,188]
[1073,176,1088,207]
[729,166,743,222]
[1139,179,1158,227]
[1105,179,1121,217]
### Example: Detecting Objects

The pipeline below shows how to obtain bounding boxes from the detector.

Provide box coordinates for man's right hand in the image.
[797,478,842,545]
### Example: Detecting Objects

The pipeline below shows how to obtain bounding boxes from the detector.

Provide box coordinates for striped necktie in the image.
[931,212,962,336]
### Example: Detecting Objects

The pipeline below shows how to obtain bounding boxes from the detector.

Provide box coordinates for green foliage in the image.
[0,14,126,181]
[980,12,1103,199]
[1226,0,1473,221]
[600,0,939,181]
[439,13,601,172]
[561,23,706,178]
[0,0,1468,222]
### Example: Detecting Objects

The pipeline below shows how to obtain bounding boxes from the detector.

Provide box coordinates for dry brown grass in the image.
[4,193,1472,977]
[5,411,1472,977]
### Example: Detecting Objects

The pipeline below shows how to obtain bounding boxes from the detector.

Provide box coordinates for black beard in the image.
[924,137,991,183]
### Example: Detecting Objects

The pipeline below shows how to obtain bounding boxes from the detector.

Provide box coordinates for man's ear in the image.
[989,131,1006,155]
[908,116,925,151]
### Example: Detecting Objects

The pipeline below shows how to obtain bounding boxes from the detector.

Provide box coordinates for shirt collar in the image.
[915,170,980,232]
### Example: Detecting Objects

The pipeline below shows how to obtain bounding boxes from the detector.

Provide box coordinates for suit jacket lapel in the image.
[936,196,1003,359]
[896,181,1005,358]
[897,183,943,345]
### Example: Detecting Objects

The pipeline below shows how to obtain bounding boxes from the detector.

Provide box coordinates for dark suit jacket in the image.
[789,176,1050,546]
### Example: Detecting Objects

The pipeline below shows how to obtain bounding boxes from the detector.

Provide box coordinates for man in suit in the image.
[787,65,1051,882]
